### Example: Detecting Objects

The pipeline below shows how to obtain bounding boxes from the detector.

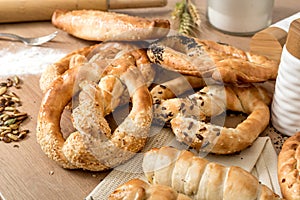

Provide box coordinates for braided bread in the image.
[108,179,192,200]
[52,9,170,41]
[142,146,281,200]
[278,132,300,200]
[36,52,153,171]
[147,35,279,84]
[40,41,155,93]
[152,84,271,154]
[39,43,101,93]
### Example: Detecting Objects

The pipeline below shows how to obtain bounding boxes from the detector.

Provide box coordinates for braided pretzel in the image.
[40,41,155,93]
[142,146,281,200]
[278,132,300,200]
[36,51,153,171]
[109,178,191,200]
[152,83,271,154]
[147,35,279,84]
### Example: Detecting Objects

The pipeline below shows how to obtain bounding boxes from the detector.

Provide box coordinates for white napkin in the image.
[252,138,282,196]
[86,124,281,200]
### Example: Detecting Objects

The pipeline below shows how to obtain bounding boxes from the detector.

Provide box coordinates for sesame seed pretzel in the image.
[40,41,155,93]
[36,49,153,171]
[152,83,272,154]
[147,35,279,84]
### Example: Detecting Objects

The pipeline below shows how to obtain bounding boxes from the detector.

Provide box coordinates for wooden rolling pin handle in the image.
[250,27,287,62]
[0,0,167,23]
[286,19,300,59]
[109,0,167,9]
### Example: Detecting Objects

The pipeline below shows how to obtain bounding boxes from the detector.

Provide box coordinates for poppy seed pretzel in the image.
[36,52,153,171]
[278,132,300,200]
[142,146,282,200]
[108,178,192,200]
[147,35,279,84]
[152,84,271,154]
[151,75,207,126]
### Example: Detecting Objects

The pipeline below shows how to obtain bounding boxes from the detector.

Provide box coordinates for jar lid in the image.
[286,18,300,59]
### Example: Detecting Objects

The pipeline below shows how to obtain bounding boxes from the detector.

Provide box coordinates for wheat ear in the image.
[187,1,201,27]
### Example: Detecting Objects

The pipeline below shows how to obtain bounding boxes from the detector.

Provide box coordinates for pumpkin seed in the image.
[7,133,18,141]
[0,76,29,143]
[0,87,7,96]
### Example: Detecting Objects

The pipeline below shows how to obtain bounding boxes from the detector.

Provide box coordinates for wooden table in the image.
[0,1,299,199]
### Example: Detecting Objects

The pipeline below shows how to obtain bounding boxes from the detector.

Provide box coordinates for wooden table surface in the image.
[0,0,299,200]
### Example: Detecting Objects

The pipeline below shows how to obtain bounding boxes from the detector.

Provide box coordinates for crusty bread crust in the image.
[52,9,170,41]
[40,41,155,93]
[147,35,279,84]
[36,52,153,171]
[152,83,271,154]
[39,43,101,93]
[143,146,281,199]
[108,178,192,200]
[278,132,300,200]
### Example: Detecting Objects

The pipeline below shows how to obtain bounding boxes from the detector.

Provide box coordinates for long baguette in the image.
[52,9,170,41]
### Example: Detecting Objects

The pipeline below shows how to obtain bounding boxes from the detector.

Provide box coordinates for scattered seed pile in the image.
[0,76,29,143]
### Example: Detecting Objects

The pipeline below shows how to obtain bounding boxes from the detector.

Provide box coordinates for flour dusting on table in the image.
[0,45,67,76]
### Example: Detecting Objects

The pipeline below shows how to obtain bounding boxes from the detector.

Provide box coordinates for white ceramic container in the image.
[271,45,300,136]
[207,0,274,35]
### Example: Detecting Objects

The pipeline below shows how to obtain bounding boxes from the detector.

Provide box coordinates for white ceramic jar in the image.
[271,19,300,136]
[207,0,274,35]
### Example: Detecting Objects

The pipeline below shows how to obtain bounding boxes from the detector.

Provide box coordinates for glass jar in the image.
[207,0,274,36]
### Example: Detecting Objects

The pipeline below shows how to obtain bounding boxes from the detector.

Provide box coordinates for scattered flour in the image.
[0,45,67,76]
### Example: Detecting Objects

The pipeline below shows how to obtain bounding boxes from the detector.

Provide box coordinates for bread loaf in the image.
[143,146,281,200]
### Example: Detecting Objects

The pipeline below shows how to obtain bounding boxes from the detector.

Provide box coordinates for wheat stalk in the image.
[179,11,193,35]
[171,0,185,20]
[172,0,201,36]
[188,1,201,27]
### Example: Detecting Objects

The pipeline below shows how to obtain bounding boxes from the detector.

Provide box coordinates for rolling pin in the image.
[0,0,167,23]
[250,12,300,62]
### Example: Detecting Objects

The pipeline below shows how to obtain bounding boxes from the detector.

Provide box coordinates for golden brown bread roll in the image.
[108,178,192,200]
[39,43,101,93]
[143,146,282,200]
[40,41,155,93]
[278,132,300,200]
[52,9,170,41]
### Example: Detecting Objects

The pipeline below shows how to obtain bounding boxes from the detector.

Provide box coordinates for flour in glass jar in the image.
[0,44,67,76]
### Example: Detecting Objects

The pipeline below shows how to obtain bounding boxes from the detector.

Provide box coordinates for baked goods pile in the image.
[36,9,287,199]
